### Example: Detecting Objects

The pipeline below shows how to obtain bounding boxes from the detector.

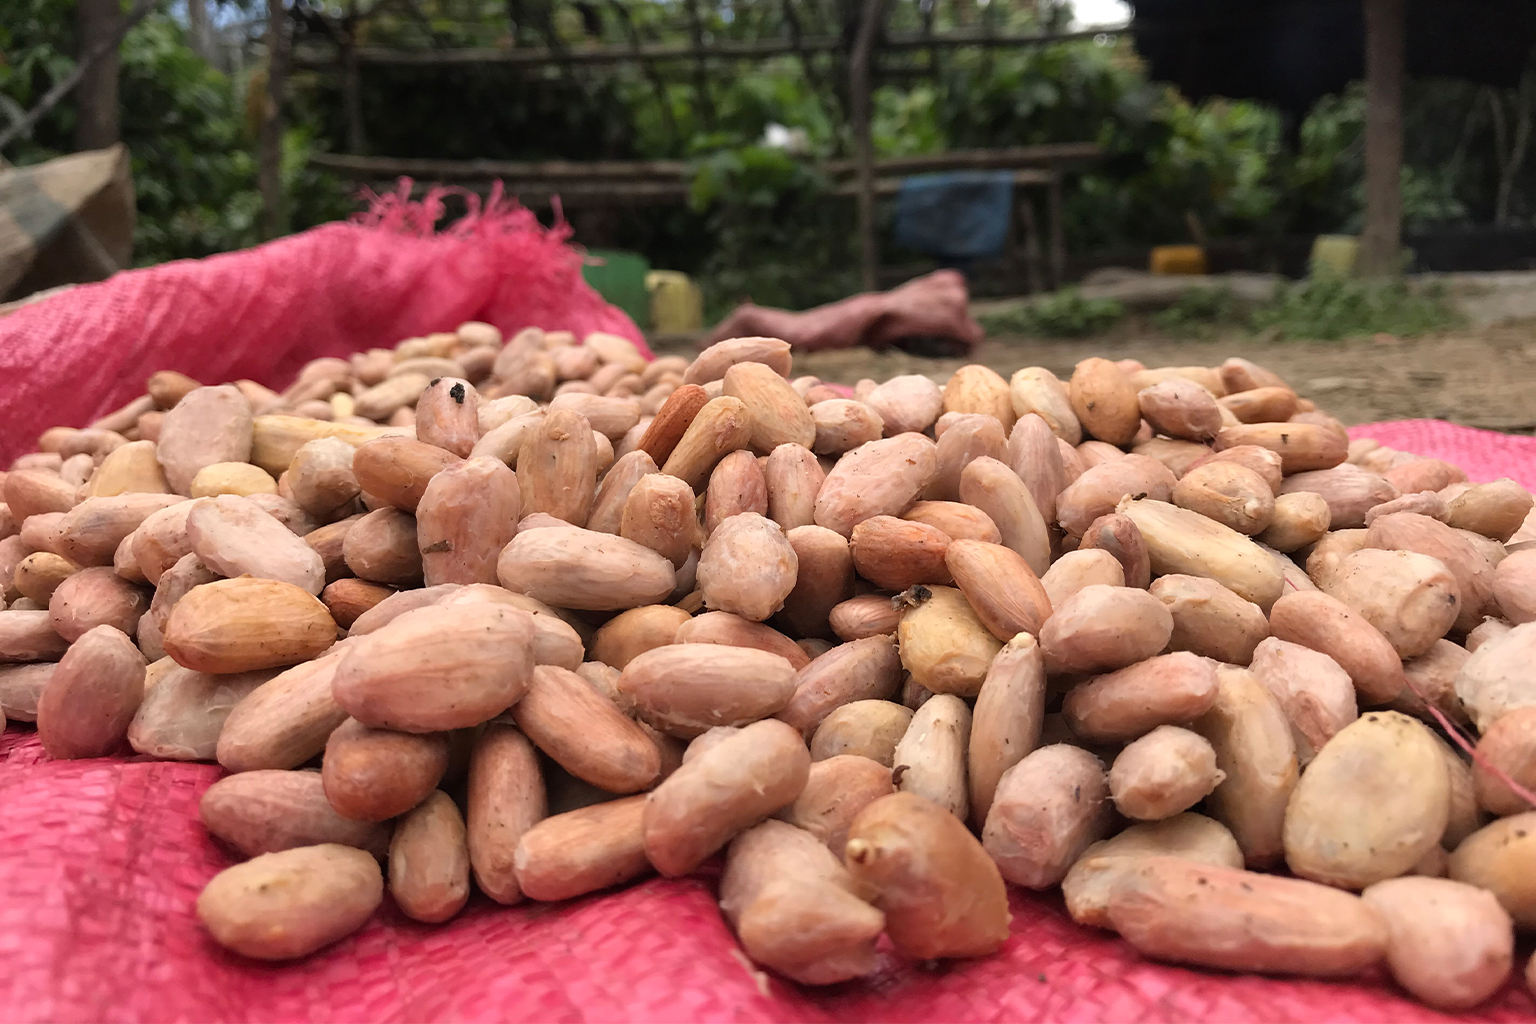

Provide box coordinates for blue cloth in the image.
[891,171,1014,261]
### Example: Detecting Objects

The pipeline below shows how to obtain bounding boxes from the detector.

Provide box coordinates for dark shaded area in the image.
[1130,0,1536,116]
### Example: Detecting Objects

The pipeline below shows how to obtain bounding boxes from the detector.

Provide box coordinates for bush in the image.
[1249,272,1462,340]
[979,288,1125,338]
[1152,286,1240,336]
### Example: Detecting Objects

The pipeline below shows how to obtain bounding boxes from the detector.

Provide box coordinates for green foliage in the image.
[1,4,293,266]
[979,288,1126,337]
[1283,84,1468,236]
[686,143,856,316]
[1152,286,1240,336]
[1250,272,1462,340]
[1072,89,1287,249]
[981,274,1459,342]
[118,15,265,263]
[0,0,78,149]
[872,84,945,157]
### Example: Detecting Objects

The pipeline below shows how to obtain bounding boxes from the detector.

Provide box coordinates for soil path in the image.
[660,319,1536,430]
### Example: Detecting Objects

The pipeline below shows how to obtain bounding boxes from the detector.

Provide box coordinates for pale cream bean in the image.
[967,633,1046,829]
[197,844,382,960]
[1321,548,1461,659]
[1039,549,1123,609]
[810,700,913,766]
[1151,574,1268,665]
[892,693,970,820]
[1108,725,1225,820]
[897,585,1002,697]
[1284,711,1450,890]
[1117,497,1284,610]
[1192,664,1300,869]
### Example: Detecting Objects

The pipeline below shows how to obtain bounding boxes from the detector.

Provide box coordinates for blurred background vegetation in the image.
[3,0,1534,315]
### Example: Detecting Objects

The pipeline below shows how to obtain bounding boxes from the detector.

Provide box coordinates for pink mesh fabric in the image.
[0,184,646,466]
[1347,420,1536,492]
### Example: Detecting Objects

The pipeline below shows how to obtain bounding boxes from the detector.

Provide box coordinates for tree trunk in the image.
[74,0,123,150]
[849,0,886,293]
[259,0,290,239]
[1358,0,1404,277]
[187,0,215,64]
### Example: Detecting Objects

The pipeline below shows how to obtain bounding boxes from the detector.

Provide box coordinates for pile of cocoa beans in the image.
[4,324,1536,1010]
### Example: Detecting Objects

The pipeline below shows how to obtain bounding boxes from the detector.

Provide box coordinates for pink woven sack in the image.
[3,199,1535,1021]
[0,185,647,467]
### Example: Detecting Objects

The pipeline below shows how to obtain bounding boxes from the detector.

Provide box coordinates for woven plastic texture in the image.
[2,422,1535,1022]
[0,184,647,467]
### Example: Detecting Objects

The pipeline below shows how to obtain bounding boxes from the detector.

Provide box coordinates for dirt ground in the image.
[655,317,1536,431]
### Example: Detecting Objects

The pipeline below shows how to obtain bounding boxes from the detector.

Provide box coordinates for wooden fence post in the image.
[850,0,888,293]
[1358,0,1404,276]
[259,0,291,240]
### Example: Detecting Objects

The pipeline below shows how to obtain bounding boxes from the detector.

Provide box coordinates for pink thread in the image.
[1396,666,1536,808]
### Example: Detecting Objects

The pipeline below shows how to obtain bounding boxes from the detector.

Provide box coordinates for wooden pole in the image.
[342,4,366,155]
[1358,0,1404,277]
[850,0,887,293]
[187,0,216,64]
[682,0,716,128]
[1046,167,1065,288]
[74,0,124,150]
[259,0,291,239]
[295,27,1129,70]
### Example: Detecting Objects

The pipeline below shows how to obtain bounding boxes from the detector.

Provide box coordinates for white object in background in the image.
[762,123,811,156]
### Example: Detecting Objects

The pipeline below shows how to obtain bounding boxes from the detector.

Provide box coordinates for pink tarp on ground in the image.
[1,423,1533,1022]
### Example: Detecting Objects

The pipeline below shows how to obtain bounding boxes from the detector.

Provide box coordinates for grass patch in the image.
[1249,274,1462,340]
[978,289,1127,338]
[1152,287,1242,337]
[980,274,1462,342]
